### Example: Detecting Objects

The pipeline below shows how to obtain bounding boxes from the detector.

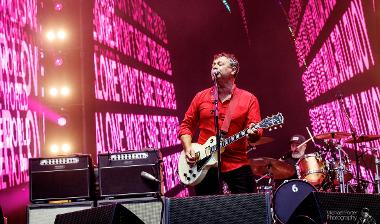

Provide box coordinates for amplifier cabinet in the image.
[166,193,271,224]
[98,150,162,198]
[27,201,94,224]
[29,155,94,203]
[97,197,164,224]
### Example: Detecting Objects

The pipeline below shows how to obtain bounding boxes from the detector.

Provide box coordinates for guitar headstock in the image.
[257,113,284,131]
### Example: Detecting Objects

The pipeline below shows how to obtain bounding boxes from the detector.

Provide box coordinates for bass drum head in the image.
[273,179,316,224]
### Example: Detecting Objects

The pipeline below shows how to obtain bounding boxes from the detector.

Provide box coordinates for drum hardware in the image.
[358,145,380,194]
[374,147,380,194]
[345,135,380,194]
[334,144,347,193]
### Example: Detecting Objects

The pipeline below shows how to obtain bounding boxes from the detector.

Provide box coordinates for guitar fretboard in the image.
[208,127,252,155]
[222,128,250,147]
[206,113,282,158]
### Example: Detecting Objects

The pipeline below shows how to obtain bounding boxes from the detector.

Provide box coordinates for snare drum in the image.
[296,153,326,186]
[273,179,316,224]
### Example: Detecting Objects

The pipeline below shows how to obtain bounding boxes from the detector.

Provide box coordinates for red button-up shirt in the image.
[179,85,262,172]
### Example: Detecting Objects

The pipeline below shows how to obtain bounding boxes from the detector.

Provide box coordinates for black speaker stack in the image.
[29,154,95,202]
[98,150,162,198]
[28,151,380,224]
[27,150,164,224]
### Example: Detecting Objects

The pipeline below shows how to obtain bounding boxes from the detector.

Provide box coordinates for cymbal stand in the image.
[255,165,275,187]
[255,164,275,196]
[372,147,380,194]
[337,94,361,191]
[335,143,347,193]
[255,166,275,222]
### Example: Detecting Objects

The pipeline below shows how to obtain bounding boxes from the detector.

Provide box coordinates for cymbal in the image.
[249,157,295,180]
[344,135,380,143]
[314,132,351,140]
[252,137,274,146]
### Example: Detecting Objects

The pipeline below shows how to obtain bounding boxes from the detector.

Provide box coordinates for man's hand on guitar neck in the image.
[247,122,261,144]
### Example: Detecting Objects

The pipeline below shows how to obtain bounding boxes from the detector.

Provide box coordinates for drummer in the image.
[279,134,308,179]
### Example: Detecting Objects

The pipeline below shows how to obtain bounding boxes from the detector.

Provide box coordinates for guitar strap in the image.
[220,88,241,135]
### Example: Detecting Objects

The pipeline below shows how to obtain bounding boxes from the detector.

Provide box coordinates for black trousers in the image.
[194,165,256,196]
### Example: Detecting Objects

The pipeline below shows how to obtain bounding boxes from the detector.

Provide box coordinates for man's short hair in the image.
[213,52,240,77]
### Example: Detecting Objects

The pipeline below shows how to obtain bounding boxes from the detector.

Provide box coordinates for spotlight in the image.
[61,143,71,153]
[60,86,70,96]
[57,117,67,126]
[50,144,59,154]
[46,30,56,41]
[54,3,63,11]
[57,30,66,40]
[54,57,64,66]
[49,87,59,97]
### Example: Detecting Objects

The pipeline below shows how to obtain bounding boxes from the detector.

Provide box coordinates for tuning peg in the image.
[274,127,277,130]
[280,125,282,128]
[269,128,272,131]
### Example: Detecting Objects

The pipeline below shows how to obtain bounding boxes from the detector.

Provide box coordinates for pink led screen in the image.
[287,0,378,188]
[93,0,187,196]
[0,0,44,191]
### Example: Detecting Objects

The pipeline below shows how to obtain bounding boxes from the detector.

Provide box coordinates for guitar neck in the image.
[221,128,250,147]
[207,128,251,156]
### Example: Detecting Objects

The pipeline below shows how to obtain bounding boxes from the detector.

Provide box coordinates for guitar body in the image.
[178,136,224,186]
[177,113,284,186]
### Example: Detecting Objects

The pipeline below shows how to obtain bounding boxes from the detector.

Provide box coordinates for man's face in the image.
[290,142,306,152]
[211,56,235,80]
[290,142,299,152]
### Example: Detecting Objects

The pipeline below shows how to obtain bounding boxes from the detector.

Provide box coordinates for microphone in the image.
[140,171,160,183]
[211,69,220,81]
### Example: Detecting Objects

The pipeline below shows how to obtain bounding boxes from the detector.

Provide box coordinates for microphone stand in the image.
[212,80,223,194]
[338,95,361,191]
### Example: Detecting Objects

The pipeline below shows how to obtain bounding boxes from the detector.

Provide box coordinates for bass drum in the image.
[273,179,316,224]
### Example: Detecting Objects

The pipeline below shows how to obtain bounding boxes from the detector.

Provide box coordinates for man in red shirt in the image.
[178,52,262,195]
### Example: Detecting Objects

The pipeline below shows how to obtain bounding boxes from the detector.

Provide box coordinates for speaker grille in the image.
[54,203,144,224]
[166,193,271,224]
[99,165,160,197]
[31,169,91,201]
[27,201,93,224]
[98,197,163,224]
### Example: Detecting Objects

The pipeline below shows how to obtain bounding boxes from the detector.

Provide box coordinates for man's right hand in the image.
[184,147,196,165]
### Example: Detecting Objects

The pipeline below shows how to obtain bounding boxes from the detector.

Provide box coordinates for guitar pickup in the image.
[195,151,200,161]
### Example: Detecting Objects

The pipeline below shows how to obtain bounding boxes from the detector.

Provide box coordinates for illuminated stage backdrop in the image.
[285,0,379,191]
[92,0,188,197]
[0,0,44,192]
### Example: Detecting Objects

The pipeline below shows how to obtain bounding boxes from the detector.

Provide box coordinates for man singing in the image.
[178,52,262,195]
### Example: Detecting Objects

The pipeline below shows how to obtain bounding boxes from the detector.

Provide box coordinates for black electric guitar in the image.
[178,113,284,186]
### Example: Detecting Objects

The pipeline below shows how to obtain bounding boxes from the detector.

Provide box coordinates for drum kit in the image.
[250,132,380,224]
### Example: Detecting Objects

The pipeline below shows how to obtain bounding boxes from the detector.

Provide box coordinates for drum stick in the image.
[306,127,315,144]
[296,136,314,149]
